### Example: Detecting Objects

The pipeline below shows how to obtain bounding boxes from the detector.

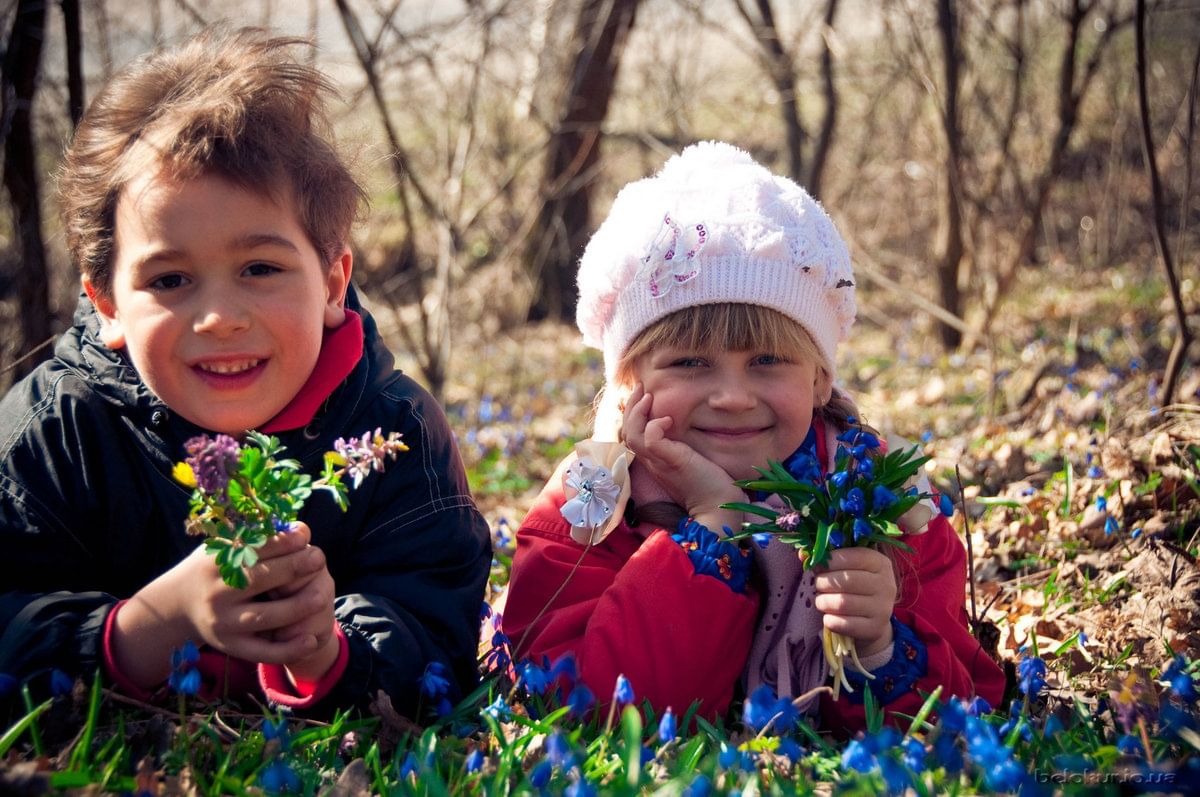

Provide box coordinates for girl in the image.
[501,142,1004,733]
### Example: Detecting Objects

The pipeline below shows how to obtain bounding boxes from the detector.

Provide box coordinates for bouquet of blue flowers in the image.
[174,429,407,588]
[723,422,938,698]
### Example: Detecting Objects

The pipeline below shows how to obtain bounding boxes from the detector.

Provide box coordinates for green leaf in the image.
[620,705,643,788]
[812,520,830,566]
[67,670,103,771]
[719,501,779,519]
[0,696,52,757]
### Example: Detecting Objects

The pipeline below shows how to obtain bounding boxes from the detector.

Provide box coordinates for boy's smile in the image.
[634,347,831,481]
[85,171,351,435]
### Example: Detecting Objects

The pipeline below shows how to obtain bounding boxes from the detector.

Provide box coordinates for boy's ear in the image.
[82,276,126,349]
[323,248,353,329]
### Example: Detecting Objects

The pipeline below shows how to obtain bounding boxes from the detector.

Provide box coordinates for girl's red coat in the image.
[502,439,1005,733]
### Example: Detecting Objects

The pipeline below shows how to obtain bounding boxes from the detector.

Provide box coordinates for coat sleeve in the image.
[312,381,492,717]
[821,514,1006,735]
[502,464,759,720]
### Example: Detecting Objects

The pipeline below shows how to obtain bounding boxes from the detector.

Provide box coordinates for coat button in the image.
[303,422,321,441]
[151,410,168,426]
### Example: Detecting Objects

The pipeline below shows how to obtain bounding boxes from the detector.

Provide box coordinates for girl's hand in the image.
[622,383,744,533]
[112,523,331,687]
[813,547,897,659]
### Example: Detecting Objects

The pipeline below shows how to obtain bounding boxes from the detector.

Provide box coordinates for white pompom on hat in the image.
[576,141,856,391]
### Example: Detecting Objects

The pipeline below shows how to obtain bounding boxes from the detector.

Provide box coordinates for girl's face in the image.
[632,346,832,481]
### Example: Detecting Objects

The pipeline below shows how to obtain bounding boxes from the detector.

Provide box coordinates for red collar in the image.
[261,311,364,433]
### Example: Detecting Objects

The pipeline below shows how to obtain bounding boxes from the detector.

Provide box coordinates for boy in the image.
[0,28,491,715]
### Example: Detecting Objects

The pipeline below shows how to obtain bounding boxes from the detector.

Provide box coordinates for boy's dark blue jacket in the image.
[0,288,491,715]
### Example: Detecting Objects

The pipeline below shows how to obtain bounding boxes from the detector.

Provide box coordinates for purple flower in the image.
[185,434,241,498]
[776,511,803,531]
[333,429,408,489]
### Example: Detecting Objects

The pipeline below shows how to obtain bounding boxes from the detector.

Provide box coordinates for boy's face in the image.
[85,171,352,435]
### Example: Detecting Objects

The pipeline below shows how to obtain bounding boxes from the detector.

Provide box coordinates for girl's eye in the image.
[671,356,706,368]
[148,273,188,291]
[244,262,281,277]
[753,354,787,366]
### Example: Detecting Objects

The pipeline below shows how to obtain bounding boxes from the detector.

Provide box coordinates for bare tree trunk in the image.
[807,0,840,199]
[733,0,805,184]
[2,0,53,378]
[61,0,84,127]
[527,0,640,322]
[1135,0,1191,407]
[936,0,964,349]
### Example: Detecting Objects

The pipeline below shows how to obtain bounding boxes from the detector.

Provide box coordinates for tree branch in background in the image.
[935,0,965,350]
[61,0,84,128]
[731,0,805,184]
[1135,0,1192,408]
[526,0,640,322]
[2,0,53,378]
[807,0,840,200]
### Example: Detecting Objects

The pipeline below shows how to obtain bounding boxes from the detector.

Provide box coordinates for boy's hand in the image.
[622,383,744,534]
[813,547,897,659]
[112,524,332,688]
[262,526,339,683]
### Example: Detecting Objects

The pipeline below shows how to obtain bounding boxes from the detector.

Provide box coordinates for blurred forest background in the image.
[2,0,1200,697]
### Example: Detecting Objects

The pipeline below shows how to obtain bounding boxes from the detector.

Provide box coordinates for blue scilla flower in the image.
[529,760,552,788]
[879,757,911,795]
[262,718,292,751]
[850,444,868,461]
[258,759,301,794]
[939,697,968,733]
[837,429,860,445]
[482,694,511,721]
[1163,656,1198,703]
[613,674,635,705]
[485,631,512,671]
[841,738,875,773]
[983,757,1025,793]
[551,653,578,684]
[776,737,803,763]
[784,448,822,482]
[0,673,16,698]
[902,737,926,771]
[465,748,485,773]
[743,684,798,733]
[480,601,493,621]
[938,493,955,517]
[172,639,200,671]
[658,708,677,743]
[399,751,420,780]
[858,431,881,450]
[1117,734,1142,756]
[718,742,738,770]
[1017,655,1048,698]
[932,731,963,774]
[565,779,597,797]
[419,661,451,699]
[856,456,875,480]
[968,696,992,716]
[546,732,575,770]
[684,773,712,797]
[566,684,594,718]
[517,660,550,695]
[841,487,865,517]
[828,529,846,549]
[752,532,773,549]
[1095,495,1108,512]
[1087,465,1104,479]
[168,668,200,696]
[830,470,852,490]
[1041,714,1064,738]
[1105,516,1120,535]
[49,672,73,696]
[872,485,898,510]
[272,517,293,533]
[852,518,873,543]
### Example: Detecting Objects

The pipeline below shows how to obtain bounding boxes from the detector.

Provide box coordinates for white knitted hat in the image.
[576,141,856,389]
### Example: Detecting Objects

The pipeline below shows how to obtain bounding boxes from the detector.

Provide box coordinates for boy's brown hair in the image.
[59,26,365,296]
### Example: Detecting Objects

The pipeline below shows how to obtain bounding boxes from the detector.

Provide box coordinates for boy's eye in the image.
[670,356,706,368]
[244,261,281,277]
[148,273,188,291]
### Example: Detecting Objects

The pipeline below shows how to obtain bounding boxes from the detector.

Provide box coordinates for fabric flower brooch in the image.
[560,440,634,545]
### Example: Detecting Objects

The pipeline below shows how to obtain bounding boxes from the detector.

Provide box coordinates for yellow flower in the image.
[173,461,197,488]
[325,451,347,467]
